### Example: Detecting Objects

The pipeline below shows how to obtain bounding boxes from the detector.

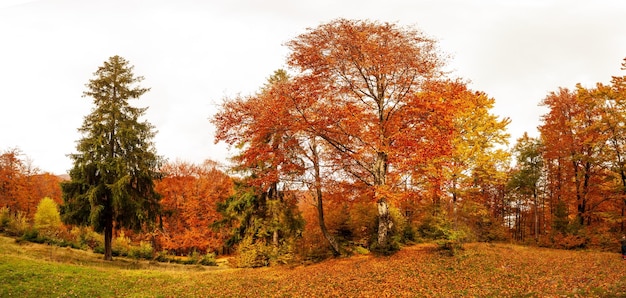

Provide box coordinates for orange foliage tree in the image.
[29,173,63,206]
[540,87,609,229]
[0,148,27,215]
[594,58,626,232]
[408,82,510,239]
[284,19,460,249]
[0,148,62,219]
[538,60,626,246]
[215,19,512,254]
[213,69,307,254]
[155,160,233,255]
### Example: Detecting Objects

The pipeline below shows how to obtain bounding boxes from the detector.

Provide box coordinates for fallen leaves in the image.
[3,239,626,297]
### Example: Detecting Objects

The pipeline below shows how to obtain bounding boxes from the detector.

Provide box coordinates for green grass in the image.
[1,235,626,297]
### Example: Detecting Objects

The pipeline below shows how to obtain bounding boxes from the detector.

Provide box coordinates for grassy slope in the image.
[1,235,626,297]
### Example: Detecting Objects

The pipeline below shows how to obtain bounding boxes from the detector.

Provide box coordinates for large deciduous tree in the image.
[285,19,458,248]
[61,55,161,261]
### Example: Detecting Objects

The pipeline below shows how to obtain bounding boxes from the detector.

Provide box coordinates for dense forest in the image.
[2,19,626,267]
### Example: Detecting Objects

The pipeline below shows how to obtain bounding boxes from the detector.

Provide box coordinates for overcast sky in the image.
[1,0,625,174]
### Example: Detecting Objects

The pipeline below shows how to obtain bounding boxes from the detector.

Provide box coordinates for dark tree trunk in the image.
[104,201,113,261]
[317,194,340,255]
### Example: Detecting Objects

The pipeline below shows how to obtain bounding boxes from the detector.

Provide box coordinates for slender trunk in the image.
[619,169,626,232]
[533,187,538,241]
[542,193,546,236]
[268,183,279,247]
[310,141,340,255]
[572,159,584,226]
[452,176,458,230]
[316,193,340,255]
[578,162,590,226]
[621,202,625,233]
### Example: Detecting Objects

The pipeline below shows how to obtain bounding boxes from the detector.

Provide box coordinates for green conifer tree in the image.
[61,56,161,260]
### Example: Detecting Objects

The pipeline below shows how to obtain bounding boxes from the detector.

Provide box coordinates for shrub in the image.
[5,211,30,237]
[154,250,170,262]
[236,237,271,268]
[551,233,587,250]
[0,207,10,231]
[153,250,218,266]
[182,250,201,265]
[129,241,154,259]
[21,228,45,244]
[459,201,507,242]
[370,237,400,256]
[352,246,370,255]
[417,209,453,240]
[199,252,217,266]
[70,226,103,250]
[112,231,132,257]
[272,240,298,266]
[436,229,467,256]
[415,206,469,256]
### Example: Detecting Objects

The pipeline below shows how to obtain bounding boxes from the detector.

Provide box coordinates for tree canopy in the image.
[214,19,492,252]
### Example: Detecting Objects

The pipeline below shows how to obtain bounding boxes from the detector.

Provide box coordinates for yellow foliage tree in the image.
[34,197,62,234]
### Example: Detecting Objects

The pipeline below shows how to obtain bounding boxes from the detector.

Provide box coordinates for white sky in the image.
[1,0,625,174]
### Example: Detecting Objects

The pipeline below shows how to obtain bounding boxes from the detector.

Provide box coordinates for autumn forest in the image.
[3,19,626,271]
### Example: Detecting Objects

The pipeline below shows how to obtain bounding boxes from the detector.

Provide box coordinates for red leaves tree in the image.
[285,19,459,248]
[213,70,310,262]
[214,20,510,254]
[0,148,62,219]
[0,149,27,215]
[155,160,233,255]
[29,173,63,206]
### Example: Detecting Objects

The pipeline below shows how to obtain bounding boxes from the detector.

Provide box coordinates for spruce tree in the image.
[61,55,161,260]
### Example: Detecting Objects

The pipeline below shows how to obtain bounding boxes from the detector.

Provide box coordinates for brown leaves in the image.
[180,243,626,297]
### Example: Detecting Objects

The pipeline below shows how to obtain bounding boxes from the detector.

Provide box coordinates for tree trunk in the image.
[314,168,340,253]
[452,177,458,230]
[104,203,113,261]
[377,198,392,245]
[374,151,392,246]
[317,196,340,255]
[533,188,539,241]
[104,87,116,262]
[620,170,626,233]
[310,138,340,255]
[272,230,279,247]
